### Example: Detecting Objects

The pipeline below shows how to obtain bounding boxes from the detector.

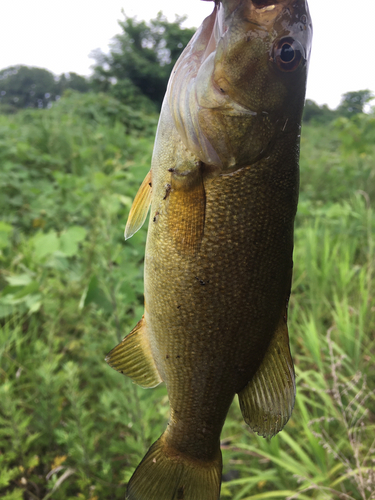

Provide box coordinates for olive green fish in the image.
[106,1,312,498]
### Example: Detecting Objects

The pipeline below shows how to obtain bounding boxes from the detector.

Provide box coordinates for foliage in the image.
[0,65,90,113]
[302,99,338,124]
[91,12,195,108]
[334,112,375,156]
[337,90,374,117]
[303,91,375,124]
[0,94,374,500]
[55,72,91,96]
[299,117,375,202]
[0,66,57,111]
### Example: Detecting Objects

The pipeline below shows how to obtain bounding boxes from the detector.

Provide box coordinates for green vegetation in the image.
[1,90,374,500]
[1,9,375,498]
[303,90,374,124]
[91,12,195,109]
[0,66,90,112]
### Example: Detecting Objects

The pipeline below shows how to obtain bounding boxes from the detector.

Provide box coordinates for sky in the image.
[1,0,374,110]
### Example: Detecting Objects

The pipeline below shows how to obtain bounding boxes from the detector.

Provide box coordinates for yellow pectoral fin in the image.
[167,163,206,254]
[238,315,295,438]
[105,316,162,389]
[125,171,152,240]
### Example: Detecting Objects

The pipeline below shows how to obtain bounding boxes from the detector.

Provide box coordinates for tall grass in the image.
[221,196,375,499]
[0,96,374,499]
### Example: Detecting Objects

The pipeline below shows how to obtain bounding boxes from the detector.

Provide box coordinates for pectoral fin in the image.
[238,315,295,438]
[125,171,152,240]
[166,159,205,254]
[105,316,162,388]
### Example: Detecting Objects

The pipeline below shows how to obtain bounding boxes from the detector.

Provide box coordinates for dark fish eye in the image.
[273,37,304,72]
[280,43,295,63]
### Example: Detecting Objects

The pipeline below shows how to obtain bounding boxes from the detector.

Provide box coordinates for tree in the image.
[337,89,374,117]
[0,66,57,110]
[303,99,338,123]
[0,66,91,112]
[55,72,91,95]
[91,12,196,108]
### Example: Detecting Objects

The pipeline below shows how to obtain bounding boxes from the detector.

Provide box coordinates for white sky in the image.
[1,0,374,110]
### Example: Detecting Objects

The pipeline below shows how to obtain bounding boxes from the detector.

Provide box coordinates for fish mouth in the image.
[219,0,312,38]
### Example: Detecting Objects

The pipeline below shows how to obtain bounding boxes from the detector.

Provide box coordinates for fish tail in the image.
[126,433,222,500]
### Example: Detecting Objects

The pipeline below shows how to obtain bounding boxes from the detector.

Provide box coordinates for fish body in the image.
[106,1,312,499]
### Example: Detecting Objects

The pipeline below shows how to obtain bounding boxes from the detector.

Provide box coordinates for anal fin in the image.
[238,315,295,438]
[105,316,162,389]
[125,171,152,240]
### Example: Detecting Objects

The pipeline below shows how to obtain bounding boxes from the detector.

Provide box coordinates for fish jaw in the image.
[166,0,312,170]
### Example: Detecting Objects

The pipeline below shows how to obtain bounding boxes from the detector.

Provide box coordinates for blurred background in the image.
[0,1,374,499]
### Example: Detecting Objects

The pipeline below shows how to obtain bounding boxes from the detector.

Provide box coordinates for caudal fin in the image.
[126,434,222,500]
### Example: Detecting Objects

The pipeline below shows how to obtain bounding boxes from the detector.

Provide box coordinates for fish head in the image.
[213,0,312,114]
[167,0,312,169]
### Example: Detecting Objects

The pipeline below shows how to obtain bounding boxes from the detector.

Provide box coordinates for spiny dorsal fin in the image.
[125,171,152,240]
[238,314,295,438]
[105,316,162,389]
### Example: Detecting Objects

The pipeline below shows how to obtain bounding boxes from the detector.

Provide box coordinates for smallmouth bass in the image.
[106,1,312,499]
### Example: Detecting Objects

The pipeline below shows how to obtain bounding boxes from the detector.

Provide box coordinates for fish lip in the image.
[255,4,276,12]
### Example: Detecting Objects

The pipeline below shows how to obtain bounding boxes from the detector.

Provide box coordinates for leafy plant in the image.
[0,94,374,499]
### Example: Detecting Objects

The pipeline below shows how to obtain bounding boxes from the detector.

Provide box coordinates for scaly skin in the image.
[145,106,298,462]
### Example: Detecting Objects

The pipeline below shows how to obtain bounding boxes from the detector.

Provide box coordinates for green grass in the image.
[0,95,374,500]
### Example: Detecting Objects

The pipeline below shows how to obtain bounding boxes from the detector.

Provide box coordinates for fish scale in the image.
[106,1,312,498]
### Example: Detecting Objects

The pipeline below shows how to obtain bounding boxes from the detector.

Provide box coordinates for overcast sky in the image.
[1,0,374,110]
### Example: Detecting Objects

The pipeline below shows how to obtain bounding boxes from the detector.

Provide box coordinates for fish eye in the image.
[273,37,304,72]
[280,43,295,63]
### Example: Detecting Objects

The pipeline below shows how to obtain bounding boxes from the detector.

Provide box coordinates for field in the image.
[1,91,374,500]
